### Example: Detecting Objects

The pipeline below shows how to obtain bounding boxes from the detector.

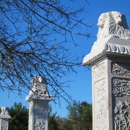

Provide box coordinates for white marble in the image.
[97,11,130,40]
[26,76,52,102]
[83,11,130,66]
[0,107,11,130]
[83,11,130,130]
[26,76,52,130]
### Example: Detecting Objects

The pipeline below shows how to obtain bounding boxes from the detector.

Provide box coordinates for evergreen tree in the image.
[67,101,92,130]
[9,102,28,130]
[48,105,60,130]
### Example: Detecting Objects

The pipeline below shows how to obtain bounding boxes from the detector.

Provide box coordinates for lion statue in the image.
[97,11,130,40]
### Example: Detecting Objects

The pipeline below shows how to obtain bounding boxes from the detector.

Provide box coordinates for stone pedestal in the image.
[26,76,52,130]
[83,11,130,130]
[83,37,130,130]
[0,107,11,130]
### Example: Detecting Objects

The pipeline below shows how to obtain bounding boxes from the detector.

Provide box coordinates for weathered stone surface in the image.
[26,76,52,130]
[0,107,11,130]
[83,11,130,66]
[25,76,52,102]
[83,11,130,130]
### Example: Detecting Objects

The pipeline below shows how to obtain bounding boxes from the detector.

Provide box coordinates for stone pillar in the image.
[0,107,11,130]
[25,76,52,130]
[83,11,130,130]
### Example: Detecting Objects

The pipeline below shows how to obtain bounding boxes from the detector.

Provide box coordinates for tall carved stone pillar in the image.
[0,107,11,130]
[83,11,130,130]
[25,76,52,130]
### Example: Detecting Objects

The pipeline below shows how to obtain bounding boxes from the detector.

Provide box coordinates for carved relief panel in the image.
[92,61,105,82]
[94,79,107,130]
[33,102,48,130]
[35,120,45,130]
[0,119,8,130]
[92,61,108,130]
[112,62,130,130]
[112,62,130,76]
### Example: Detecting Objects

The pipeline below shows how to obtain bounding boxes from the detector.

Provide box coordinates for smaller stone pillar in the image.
[0,107,11,130]
[25,76,52,130]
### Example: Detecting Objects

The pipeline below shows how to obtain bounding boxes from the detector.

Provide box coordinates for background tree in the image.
[8,103,60,130]
[57,117,73,130]
[0,0,91,102]
[49,106,73,130]
[8,102,28,130]
[48,105,60,130]
[67,101,92,130]
[8,101,92,130]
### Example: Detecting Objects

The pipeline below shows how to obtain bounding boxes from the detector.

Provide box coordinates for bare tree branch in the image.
[0,0,91,103]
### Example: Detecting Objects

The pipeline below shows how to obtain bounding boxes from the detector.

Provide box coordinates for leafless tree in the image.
[0,0,91,103]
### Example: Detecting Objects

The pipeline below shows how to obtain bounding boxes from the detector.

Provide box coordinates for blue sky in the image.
[1,0,130,117]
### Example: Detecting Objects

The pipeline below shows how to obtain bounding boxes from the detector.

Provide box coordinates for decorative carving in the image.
[112,62,130,76]
[97,11,130,40]
[112,78,130,129]
[92,62,105,82]
[114,100,130,130]
[1,120,8,130]
[35,120,45,130]
[25,76,52,101]
[112,78,130,97]
[0,107,11,119]
[82,11,130,66]
[0,107,10,130]
[92,61,107,129]
[105,43,130,54]
[94,79,107,130]
[83,11,130,130]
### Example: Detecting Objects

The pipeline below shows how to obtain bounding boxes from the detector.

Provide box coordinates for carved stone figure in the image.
[0,107,11,119]
[35,120,45,130]
[25,76,52,102]
[82,11,130,66]
[97,11,130,40]
[114,100,130,130]
[83,11,130,130]
[1,107,8,115]
[26,76,53,130]
[0,107,11,130]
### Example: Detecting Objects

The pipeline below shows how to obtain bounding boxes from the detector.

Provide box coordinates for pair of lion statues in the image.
[97,11,130,40]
